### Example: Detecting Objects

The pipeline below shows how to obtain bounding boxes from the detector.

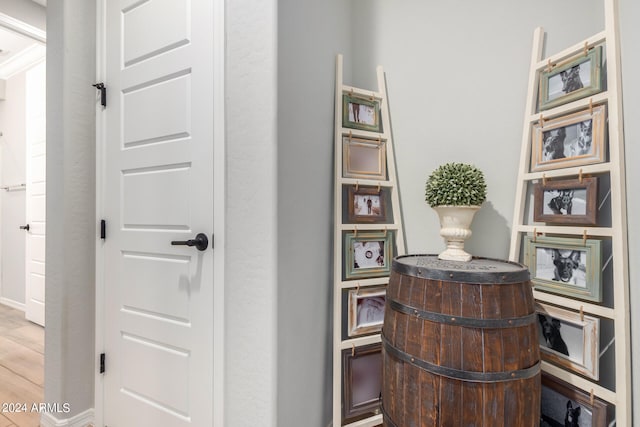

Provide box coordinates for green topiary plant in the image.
[425,162,487,207]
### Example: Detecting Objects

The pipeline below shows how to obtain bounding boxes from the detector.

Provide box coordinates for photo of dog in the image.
[560,65,584,94]
[564,401,581,427]
[542,128,567,161]
[547,190,574,215]
[552,249,583,285]
[575,120,593,155]
[538,314,570,356]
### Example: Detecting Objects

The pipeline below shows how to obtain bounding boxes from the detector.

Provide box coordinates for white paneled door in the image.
[101,1,216,425]
[25,60,46,327]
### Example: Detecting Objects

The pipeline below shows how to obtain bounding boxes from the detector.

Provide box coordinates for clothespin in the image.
[580,306,585,322]
[546,59,552,73]
[589,98,594,116]
[579,169,583,183]
[377,182,381,193]
[352,344,356,357]
[354,226,358,238]
[590,389,595,405]
[349,130,353,142]
[584,41,589,56]
[583,230,588,246]
[539,114,545,127]
[355,180,359,191]
[533,228,537,243]
[542,174,547,186]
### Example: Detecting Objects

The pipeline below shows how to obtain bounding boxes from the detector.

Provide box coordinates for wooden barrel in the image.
[382,255,540,427]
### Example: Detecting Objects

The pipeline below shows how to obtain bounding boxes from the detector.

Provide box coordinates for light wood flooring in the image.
[0,303,44,427]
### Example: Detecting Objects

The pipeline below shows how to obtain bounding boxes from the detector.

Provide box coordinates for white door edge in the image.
[211,0,226,426]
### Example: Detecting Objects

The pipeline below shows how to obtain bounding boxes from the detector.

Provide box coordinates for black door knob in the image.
[171,233,209,251]
[19,224,30,231]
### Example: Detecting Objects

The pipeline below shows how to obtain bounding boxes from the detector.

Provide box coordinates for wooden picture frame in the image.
[347,286,386,337]
[342,93,382,133]
[343,230,394,280]
[524,235,602,302]
[342,343,382,420]
[342,135,387,180]
[531,104,606,172]
[540,372,608,427]
[533,177,598,225]
[539,46,603,111]
[347,185,389,223]
[536,303,600,380]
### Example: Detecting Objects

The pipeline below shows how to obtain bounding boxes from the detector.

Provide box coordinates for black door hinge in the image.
[99,353,106,374]
[100,220,106,239]
[93,82,107,107]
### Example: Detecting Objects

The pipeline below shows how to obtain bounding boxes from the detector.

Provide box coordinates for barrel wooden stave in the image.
[382,260,540,427]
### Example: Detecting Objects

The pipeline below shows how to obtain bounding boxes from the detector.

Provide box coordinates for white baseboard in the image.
[0,297,25,312]
[40,408,94,427]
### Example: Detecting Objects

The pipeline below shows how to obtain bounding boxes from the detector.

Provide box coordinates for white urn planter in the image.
[433,205,480,262]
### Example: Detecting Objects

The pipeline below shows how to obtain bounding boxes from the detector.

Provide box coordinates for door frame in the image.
[93,1,226,426]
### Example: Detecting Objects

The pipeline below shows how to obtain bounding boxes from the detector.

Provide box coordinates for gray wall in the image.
[276,1,351,426]
[349,0,638,422]
[619,0,640,421]
[45,0,96,418]
[351,0,603,258]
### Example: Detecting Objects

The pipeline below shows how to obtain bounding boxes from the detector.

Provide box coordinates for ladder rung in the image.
[341,277,389,289]
[340,334,381,349]
[527,91,608,123]
[533,31,607,71]
[541,362,616,404]
[516,225,612,237]
[522,162,611,181]
[533,290,614,319]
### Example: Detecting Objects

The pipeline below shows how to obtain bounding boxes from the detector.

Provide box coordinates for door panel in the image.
[103,0,214,425]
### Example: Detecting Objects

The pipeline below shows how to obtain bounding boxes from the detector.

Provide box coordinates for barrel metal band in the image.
[388,298,537,329]
[381,334,540,383]
[380,403,398,427]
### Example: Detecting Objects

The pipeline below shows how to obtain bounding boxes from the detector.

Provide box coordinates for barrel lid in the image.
[392,254,530,284]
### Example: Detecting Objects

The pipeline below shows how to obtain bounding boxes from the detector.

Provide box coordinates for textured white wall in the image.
[277,1,352,426]
[0,71,27,307]
[44,0,96,419]
[225,0,278,426]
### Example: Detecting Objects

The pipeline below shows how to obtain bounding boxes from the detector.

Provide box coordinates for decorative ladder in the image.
[332,54,406,427]
[508,0,631,424]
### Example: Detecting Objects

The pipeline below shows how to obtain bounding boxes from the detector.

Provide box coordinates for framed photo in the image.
[342,93,382,133]
[343,135,387,180]
[540,372,608,427]
[343,230,394,280]
[536,303,600,380]
[530,104,606,172]
[524,235,602,302]
[342,343,382,420]
[346,185,390,223]
[533,177,597,225]
[347,286,386,337]
[539,46,603,111]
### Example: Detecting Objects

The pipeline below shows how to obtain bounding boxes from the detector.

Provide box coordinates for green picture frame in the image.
[342,93,382,133]
[343,230,393,280]
[524,235,602,302]
[539,46,603,111]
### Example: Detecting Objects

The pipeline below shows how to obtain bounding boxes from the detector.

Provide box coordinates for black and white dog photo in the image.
[542,128,567,161]
[538,314,570,356]
[564,401,581,427]
[560,65,584,94]
[552,249,582,285]
[547,190,574,215]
